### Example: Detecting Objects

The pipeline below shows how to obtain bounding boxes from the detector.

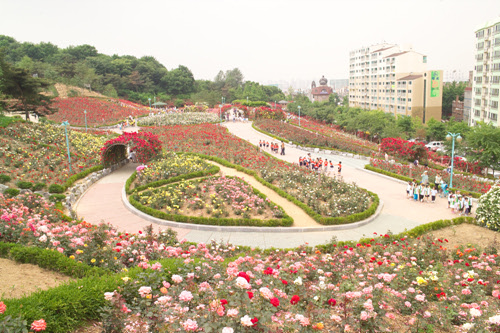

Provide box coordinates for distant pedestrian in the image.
[431,185,437,203]
[337,161,342,177]
[281,142,285,155]
[406,181,412,199]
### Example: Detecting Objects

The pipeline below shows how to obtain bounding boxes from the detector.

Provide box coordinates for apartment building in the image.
[349,43,443,123]
[470,17,500,127]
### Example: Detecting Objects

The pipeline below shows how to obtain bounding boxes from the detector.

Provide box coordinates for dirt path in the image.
[208,161,321,228]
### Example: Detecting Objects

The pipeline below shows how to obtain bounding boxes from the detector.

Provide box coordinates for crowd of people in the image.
[259,140,285,155]
[297,153,342,178]
[405,170,473,216]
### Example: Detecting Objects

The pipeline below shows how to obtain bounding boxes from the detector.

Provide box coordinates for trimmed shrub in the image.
[16,181,34,189]
[3,188,20,197]
[0,174,11,184]
[49,194,66,202]
[48,184,64,194]
[32,183,47,191]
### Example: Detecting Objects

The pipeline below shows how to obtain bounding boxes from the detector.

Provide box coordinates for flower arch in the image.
[101,132,162,166]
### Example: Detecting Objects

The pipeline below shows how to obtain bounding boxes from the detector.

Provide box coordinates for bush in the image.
[0,174,11,184]
[32,183,46,191]
[49,194,66,202]
[475,185,500,231]
[3,188,20,197]
[16,181,33,189]
[48,184,65,194]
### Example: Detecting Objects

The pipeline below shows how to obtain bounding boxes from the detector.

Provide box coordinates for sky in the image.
[1,0,499,89]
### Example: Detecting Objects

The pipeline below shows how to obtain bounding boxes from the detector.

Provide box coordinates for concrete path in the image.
[75,122,458,249]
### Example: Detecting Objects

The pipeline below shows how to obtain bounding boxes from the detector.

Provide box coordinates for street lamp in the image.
[298,106,301,126]
[220,96,226,123]
[446,132,462,189]
[62,121,72,173]
[246,96,249,105]
[84,110,87,132]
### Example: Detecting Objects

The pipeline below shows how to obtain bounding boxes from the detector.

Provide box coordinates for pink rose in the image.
[0,301,6,314]
[31,319,47,331]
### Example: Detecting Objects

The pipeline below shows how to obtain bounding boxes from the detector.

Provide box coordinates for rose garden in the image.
[1,104,500,333]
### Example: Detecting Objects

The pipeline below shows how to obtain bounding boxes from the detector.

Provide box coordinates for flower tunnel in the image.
[101,132,162,166]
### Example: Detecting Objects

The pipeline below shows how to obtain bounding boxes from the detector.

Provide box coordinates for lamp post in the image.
[84,110,87,132]
[298,106,301,126]
[446,132,462,189]
[246,96,249,105]
[220,96,225,123]
[62,121,72,173]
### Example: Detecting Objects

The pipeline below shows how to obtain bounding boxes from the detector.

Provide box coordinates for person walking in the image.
[337,161,342,178]
[431,185,437,203]
[281,142,285,155]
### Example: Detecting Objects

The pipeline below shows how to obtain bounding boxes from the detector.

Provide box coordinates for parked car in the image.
[425,141,444,152]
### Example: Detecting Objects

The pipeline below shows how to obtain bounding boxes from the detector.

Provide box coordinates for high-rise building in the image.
[470,17,500,127]
[349,43,443,123]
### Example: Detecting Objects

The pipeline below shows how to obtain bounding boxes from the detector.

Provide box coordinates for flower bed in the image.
[3,188,500,333]
[138,112,220,126]
[131,152,215,189]
[98,217,500,333]
[49,97,151,126]
[0,122,107,186]
[147,124,374,222]
[255,119,376,156]
[369,159,492,194]
[288,116,378,151]
[132,175,290,226]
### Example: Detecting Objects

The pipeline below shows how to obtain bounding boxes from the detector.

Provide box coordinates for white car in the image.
[425,141,444,152]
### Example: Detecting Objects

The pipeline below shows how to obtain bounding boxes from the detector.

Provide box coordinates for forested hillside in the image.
[0,35,284,106]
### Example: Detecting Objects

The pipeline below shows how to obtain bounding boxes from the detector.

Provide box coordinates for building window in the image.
[423,56,427,63]
[491,101,499,109]
[409,81,412,85]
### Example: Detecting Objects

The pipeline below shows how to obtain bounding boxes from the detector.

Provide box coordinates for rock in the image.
[0,184,8,194]
[20,189,32,195]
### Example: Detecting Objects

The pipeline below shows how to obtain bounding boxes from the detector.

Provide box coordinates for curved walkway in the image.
[76,122,457,249]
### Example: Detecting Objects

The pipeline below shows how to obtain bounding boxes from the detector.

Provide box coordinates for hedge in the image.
[178,152,380,226]
[126,165,220,195]
[364,164,482,199]
[62,165,104,191]
[0,243,109,279]
[0,257,180,333]
[316,216,475,252]
[128,174,293,227]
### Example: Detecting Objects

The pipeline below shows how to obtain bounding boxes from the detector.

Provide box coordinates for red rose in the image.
[328,298,336,306]
[247,291,254,299]
[251,317,259,326]
[270,297,280,307]
[290,295,300,305]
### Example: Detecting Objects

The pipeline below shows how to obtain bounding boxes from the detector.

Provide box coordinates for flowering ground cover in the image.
[4,190,500,332]
[288,117,378,153]
[49,97,151,127]
[134,175,286,220]
[369,159,492,194]
[147,124,373,220]
[0,122,108,187]
[131,152,214,189]
[255,119,377,156]
[137,112,220,126]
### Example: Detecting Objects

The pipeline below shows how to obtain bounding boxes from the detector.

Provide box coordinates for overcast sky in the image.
[1,0,499,87]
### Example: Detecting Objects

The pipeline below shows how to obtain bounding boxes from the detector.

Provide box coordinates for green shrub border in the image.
[62,165,104,191]
[0,242,109,279]
[252,122,374,158]
[364,164,482,199]
[0,251,180,333]
[128,173,293,227]
[316,216,476,251]
[126,165,220,195]
[177,152,379,226]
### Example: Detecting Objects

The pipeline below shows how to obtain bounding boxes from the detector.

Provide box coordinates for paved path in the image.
[76,122,457,249]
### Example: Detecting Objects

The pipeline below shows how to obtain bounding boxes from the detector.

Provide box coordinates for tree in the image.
[396,115,415,139]
[466,122,500,175]
[224,68,243,89]
[0,52,52,118]
[442,81,466,119]
[161,65,195,96]
[425,117,446,141]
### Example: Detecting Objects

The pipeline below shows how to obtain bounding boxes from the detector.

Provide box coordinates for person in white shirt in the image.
[406,181,412,199]
[431,186,438,203]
